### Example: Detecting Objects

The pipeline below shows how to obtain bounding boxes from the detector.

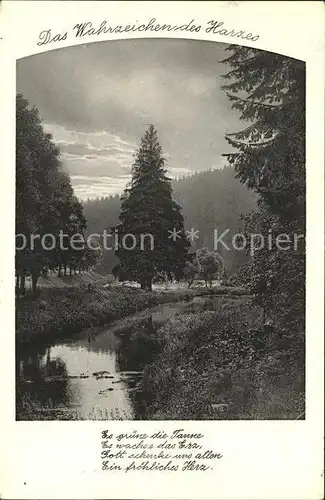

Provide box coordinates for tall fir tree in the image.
[222,45,305,340]
[221,46,305,224]
[115,124,190,290]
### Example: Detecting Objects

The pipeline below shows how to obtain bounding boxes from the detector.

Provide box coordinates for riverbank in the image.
[16,283,247,345]
[16,289,304,420]
[17,300,196,421]
[137,302,305,420]
[15,286,170,345]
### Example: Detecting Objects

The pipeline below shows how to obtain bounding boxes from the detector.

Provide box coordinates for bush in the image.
[16,286,160,344]
[140,302,304,420]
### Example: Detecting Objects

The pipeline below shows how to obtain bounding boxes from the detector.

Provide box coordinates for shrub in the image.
[140,301,304,420]
[16,286,160,344]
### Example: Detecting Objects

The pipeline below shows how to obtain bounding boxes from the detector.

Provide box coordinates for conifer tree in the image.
[222,45,305,342]
[115,124,189,290]
[222,45,306,415]
[221,46,305,224]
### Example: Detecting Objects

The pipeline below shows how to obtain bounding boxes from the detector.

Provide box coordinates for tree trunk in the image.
[58,263,62,277]
[20,272,26,295]
[64,265,67,276]
[69,267,72,276]
[262,307,266,325]
[31,271,39,294]
[140,277,146,290]
[147,315,154,333]
[16,275,20,295]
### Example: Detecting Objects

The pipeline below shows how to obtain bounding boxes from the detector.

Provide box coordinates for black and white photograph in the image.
[15,37,306,421]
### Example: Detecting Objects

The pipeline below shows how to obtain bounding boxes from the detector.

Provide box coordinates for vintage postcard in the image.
[0,1,324,499]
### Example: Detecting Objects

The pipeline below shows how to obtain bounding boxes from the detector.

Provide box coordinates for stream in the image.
[16,296,223,420]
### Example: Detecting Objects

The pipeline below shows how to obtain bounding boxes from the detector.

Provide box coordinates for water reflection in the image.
[17,346,70,416]
[17,336,136,420]
[16,298,221,420]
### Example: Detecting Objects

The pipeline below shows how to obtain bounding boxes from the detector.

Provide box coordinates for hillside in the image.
[83,166,257,276]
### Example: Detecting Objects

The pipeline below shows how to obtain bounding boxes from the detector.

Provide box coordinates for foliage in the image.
[222,46,305,341]
[83,166,257,277]
[16,286,161,344]
[183,260,199,288]
[221,46,305,223]
[141,305,304,420]
[115,124,190,290]
[196,247,225,287]
[182,248,225,288]
[16,94,95,293]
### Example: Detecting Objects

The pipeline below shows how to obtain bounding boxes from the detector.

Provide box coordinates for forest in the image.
[83,165,257,278]
[16,94,99,294]
[16,44,305,421]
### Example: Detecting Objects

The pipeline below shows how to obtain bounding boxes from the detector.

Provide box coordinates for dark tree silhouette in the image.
[222,45,305,356]
[115,124,190,290]
[83,166,257,277]
[16,94,87,293]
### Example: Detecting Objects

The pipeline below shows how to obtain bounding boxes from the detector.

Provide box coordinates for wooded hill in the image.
[83,165,257,277]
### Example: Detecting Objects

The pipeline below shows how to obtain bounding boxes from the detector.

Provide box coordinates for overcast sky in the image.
[17,39,241,200]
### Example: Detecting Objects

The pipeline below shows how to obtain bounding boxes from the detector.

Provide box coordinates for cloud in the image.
[70,174,131,200]
[43,123,136,151]
[70,164,192,201]
[43,122,135,178]
[17,39,242,199]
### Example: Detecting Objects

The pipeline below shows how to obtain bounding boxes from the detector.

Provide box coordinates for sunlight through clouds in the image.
[17,39,241,199]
